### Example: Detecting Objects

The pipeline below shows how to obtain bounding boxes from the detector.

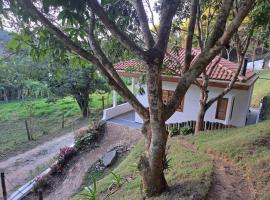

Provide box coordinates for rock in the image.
[102,150,117,167]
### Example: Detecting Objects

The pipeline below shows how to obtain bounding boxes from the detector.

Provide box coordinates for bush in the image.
[74,121,105,149]
[58,146,77,161]
[180,126,193,135]
[75,131,98,149]
[169,127,180,137]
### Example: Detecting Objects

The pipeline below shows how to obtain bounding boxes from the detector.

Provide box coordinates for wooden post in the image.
[101,96,105,110]
[1,172,7,200]
[25,120,31,141]
[38,189,43,200]
[61,113,65,128]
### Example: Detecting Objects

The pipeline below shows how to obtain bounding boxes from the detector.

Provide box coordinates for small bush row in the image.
[169,126,193,137]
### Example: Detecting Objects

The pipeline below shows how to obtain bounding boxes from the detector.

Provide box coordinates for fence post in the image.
[38,189,43,200]
[61,113,65,128]
[101,96,105,110]
[1,172,7,200]
[25,120,31,141]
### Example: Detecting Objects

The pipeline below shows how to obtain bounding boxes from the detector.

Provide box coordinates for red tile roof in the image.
[114,48,256,82]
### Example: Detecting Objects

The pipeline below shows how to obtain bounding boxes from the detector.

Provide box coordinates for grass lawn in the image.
[73,139,213,200]
[251,70,270,107]
[73,122,270,200]
[0,92,115,159]
[187,121,270,200]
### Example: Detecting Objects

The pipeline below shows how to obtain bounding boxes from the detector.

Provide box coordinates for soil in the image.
[207,157,254,200]
[179,139,255,200]
[0,130,77,198]
[23,122,141,200]
[0,118,89,161]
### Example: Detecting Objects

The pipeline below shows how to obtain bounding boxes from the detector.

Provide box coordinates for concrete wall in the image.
[135,81,253,127]
[102,103,133,120]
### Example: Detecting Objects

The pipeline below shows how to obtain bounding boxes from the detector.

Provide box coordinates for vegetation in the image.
[0,92,112,158]
[0,0,258,196]
[73,139,212,200]
[251,70,270,107]
[187,121,270,200]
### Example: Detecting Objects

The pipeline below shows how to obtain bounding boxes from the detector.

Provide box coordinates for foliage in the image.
[80,177,98,200]
[58,146,77,161]
[186,120,270,200]
[180,126,193,135]
[73,139,212,200]
[169,127,179,137]
[74,131,98,150]
[0,95,108,158]
[251,70,270,107]
[110,171,122,187]
[163,147,172,171]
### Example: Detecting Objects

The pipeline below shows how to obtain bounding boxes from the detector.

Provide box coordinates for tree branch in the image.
[88,13,149,119]
[18,0,149,120]
[130,0,155,48]
[155,0,180,53]
[87,0,146,59]
[183,0,199,72]
[164,0,256,120]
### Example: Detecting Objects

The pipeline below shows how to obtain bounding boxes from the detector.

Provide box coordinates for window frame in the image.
[162,89,184,112]
[215,98,229,120]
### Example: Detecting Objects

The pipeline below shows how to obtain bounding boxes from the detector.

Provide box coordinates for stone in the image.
[102,150,117,167]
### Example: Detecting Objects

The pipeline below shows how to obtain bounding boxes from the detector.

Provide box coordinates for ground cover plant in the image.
[73,139,213,200]
[251,70,270,107]
[0,92,113,159]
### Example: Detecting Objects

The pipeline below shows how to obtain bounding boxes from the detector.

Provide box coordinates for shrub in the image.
[180,126,193,135]
[34,175,49,191]
[169,127,180,137]
[58,146,77,161]
[75,132,98,149]
[111,172,123,187]
[163,147,172,171]
[74,127,90,139]
[80,177,97,200]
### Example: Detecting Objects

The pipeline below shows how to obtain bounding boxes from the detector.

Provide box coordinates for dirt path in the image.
[45,122,142,200]
[207,157,254,200]
[0,131,75,198]
[179,139,254,200]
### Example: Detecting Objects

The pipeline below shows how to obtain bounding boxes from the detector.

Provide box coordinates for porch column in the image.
[112,90,117,107]
[131,77,135,94]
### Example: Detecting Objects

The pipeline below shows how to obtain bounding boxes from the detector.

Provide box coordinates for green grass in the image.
[73,139,213,200]
[73,121,270,199]
[0,92,114,159]
[187,121,270,200]
[251,70,270,107]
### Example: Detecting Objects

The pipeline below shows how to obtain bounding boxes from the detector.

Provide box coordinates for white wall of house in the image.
[135,81,253,127]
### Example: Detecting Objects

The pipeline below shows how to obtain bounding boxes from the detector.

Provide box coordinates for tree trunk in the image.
[138,61,168,197]
[195,107,206,133]
[138,121,168,197]
[75,92,89,118]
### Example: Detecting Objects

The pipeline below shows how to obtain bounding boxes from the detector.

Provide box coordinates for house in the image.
[103,48,258,127]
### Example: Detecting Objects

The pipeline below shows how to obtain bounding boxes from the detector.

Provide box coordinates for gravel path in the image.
[44,122,142,200]
[0,131,75,198]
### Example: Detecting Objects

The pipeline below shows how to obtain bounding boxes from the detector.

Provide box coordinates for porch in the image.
[106,110,142,129]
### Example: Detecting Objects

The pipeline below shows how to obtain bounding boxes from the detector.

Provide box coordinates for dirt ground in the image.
[207,157,254,200]
[0,130,75,198]
[179,139,255,200]
[44,122,142,200]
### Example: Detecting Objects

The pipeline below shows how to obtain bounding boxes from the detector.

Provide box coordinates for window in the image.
[229,97,235,120]
[162,90,184,112]
[215,98,228,120]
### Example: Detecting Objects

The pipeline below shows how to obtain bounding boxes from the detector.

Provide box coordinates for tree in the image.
[47,64,108,118]
[194,0,270,133]
[0,0,257,197]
